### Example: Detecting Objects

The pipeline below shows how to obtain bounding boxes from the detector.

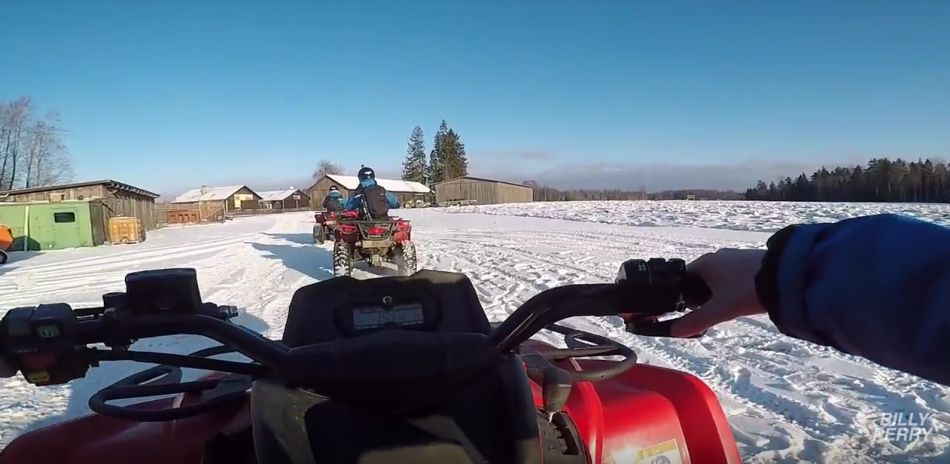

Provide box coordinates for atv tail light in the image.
[338,224,358,235]
[368,226,386,236]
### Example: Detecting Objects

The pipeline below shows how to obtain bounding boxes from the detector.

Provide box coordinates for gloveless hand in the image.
[671,248,769,338]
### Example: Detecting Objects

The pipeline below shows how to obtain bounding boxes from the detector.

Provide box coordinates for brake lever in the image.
[618,262,714,339]
[624,317,706,339]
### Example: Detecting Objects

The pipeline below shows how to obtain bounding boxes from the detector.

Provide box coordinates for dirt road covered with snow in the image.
[1,206,948,463]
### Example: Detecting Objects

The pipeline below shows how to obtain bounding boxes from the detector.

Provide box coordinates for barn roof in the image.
[172,185,258,203]
[324,174,431,194]
[0,179,159,198]
[258,189,308,201]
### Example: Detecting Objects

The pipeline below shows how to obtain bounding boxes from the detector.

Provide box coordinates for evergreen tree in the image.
[401,126,427,183]
[745,157,950,203]
[428,120,448,185]
[440,128,469,180]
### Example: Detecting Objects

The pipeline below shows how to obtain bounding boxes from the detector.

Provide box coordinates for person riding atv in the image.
[322,185,344,213]
[344,166,400,219]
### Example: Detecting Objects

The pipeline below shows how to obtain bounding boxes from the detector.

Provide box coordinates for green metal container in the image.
[0,200,105,251]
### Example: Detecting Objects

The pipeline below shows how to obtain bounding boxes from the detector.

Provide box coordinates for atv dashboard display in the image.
[352,303,425,330]
[281,270,493,347]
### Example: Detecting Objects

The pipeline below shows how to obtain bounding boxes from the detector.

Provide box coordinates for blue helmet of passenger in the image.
[358,167,375,181]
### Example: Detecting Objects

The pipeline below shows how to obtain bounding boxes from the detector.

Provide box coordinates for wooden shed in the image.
[258,189,310,210]
[308,174,431,209]
[435,176,533,205]
[0,179,160,230]
[168,185,261,224]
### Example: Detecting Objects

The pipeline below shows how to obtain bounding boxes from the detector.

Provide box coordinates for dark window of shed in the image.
[54,212,76,223]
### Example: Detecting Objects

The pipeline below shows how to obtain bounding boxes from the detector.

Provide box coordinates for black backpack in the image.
[323,195,342,212]
[362,184,390,218]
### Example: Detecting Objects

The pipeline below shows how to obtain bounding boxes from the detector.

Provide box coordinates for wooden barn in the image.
[167,185,261,224]
[0,179,160,229]
[434,176,533,205]
[259,189,310,210]
[308,174,431,209]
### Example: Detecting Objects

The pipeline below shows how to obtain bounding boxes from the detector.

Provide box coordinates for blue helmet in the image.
[358,167,375,181]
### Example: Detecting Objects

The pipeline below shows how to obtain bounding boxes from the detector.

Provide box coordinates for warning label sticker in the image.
[635,439,683,464]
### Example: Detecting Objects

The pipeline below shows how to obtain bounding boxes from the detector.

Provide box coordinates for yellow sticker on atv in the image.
[635,439,682,464]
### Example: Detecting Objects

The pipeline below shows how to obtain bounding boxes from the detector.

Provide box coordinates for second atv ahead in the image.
[312,210,348,244]
[330,214,416,277]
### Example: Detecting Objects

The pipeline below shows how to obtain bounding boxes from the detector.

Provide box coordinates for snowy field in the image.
[448,200,950,232]
[1,201,949,463]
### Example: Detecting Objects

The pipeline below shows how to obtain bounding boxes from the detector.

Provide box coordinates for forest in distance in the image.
[744,157,950,203]
[517,157,950,203]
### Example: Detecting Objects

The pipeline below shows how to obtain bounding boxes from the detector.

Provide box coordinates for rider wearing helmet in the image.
[322,185,344,212]
[344,166,400,219]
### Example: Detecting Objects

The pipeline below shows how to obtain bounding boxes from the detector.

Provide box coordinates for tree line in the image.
[401,120,468,186]
[745,157,950,203]
[520,180,649,201]
[0,97,74,191]
[519,182,743,202]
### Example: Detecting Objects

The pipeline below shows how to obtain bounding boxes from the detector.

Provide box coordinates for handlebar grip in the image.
[622,272,712,339]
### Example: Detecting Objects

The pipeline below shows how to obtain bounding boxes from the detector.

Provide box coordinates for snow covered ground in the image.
[447,200,950,232]
[1,202,948,463]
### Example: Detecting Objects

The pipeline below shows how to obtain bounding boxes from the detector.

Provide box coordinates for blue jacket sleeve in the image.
[344,196,359,210]
[386,192,400,208]
[765,214,950,386]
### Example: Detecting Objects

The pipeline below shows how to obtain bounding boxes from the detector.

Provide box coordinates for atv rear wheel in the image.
[393,242,417,276]
[332,242,353,277]
[0,250,7,265]
[314,225,325,245]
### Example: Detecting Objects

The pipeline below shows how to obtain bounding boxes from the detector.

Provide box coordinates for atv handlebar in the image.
[0,258,712,391]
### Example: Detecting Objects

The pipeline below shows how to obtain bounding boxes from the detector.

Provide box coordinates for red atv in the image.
[313,211,341,245]
[330,211,416,277]
[0,260,742,464]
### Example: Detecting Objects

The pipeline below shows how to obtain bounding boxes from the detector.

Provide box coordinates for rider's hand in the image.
[670,249,768,338]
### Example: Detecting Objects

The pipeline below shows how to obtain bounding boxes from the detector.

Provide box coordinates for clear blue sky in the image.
[2,1,949,195]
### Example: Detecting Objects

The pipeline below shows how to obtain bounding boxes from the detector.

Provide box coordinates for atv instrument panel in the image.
[281,270,492,347]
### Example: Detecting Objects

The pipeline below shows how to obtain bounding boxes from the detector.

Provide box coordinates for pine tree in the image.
[440,128,469,180]
[401,126,427,183]
[428,120,448,185]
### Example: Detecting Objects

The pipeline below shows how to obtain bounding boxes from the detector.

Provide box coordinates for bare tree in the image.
[23,111,73,188]
[0,98,74,191]
[0,97,32,190]
[312,159,344,180]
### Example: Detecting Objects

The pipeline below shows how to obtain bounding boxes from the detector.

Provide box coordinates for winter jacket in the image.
[322,191,344,212]
[757,214,950,386]
[344,178,400,211]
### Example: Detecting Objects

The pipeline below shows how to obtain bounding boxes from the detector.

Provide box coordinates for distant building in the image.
[258,189,310,210]
[166,185,261,224]
[308,174,431,209]
[434,176,533,205]
[0,179,159,250]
